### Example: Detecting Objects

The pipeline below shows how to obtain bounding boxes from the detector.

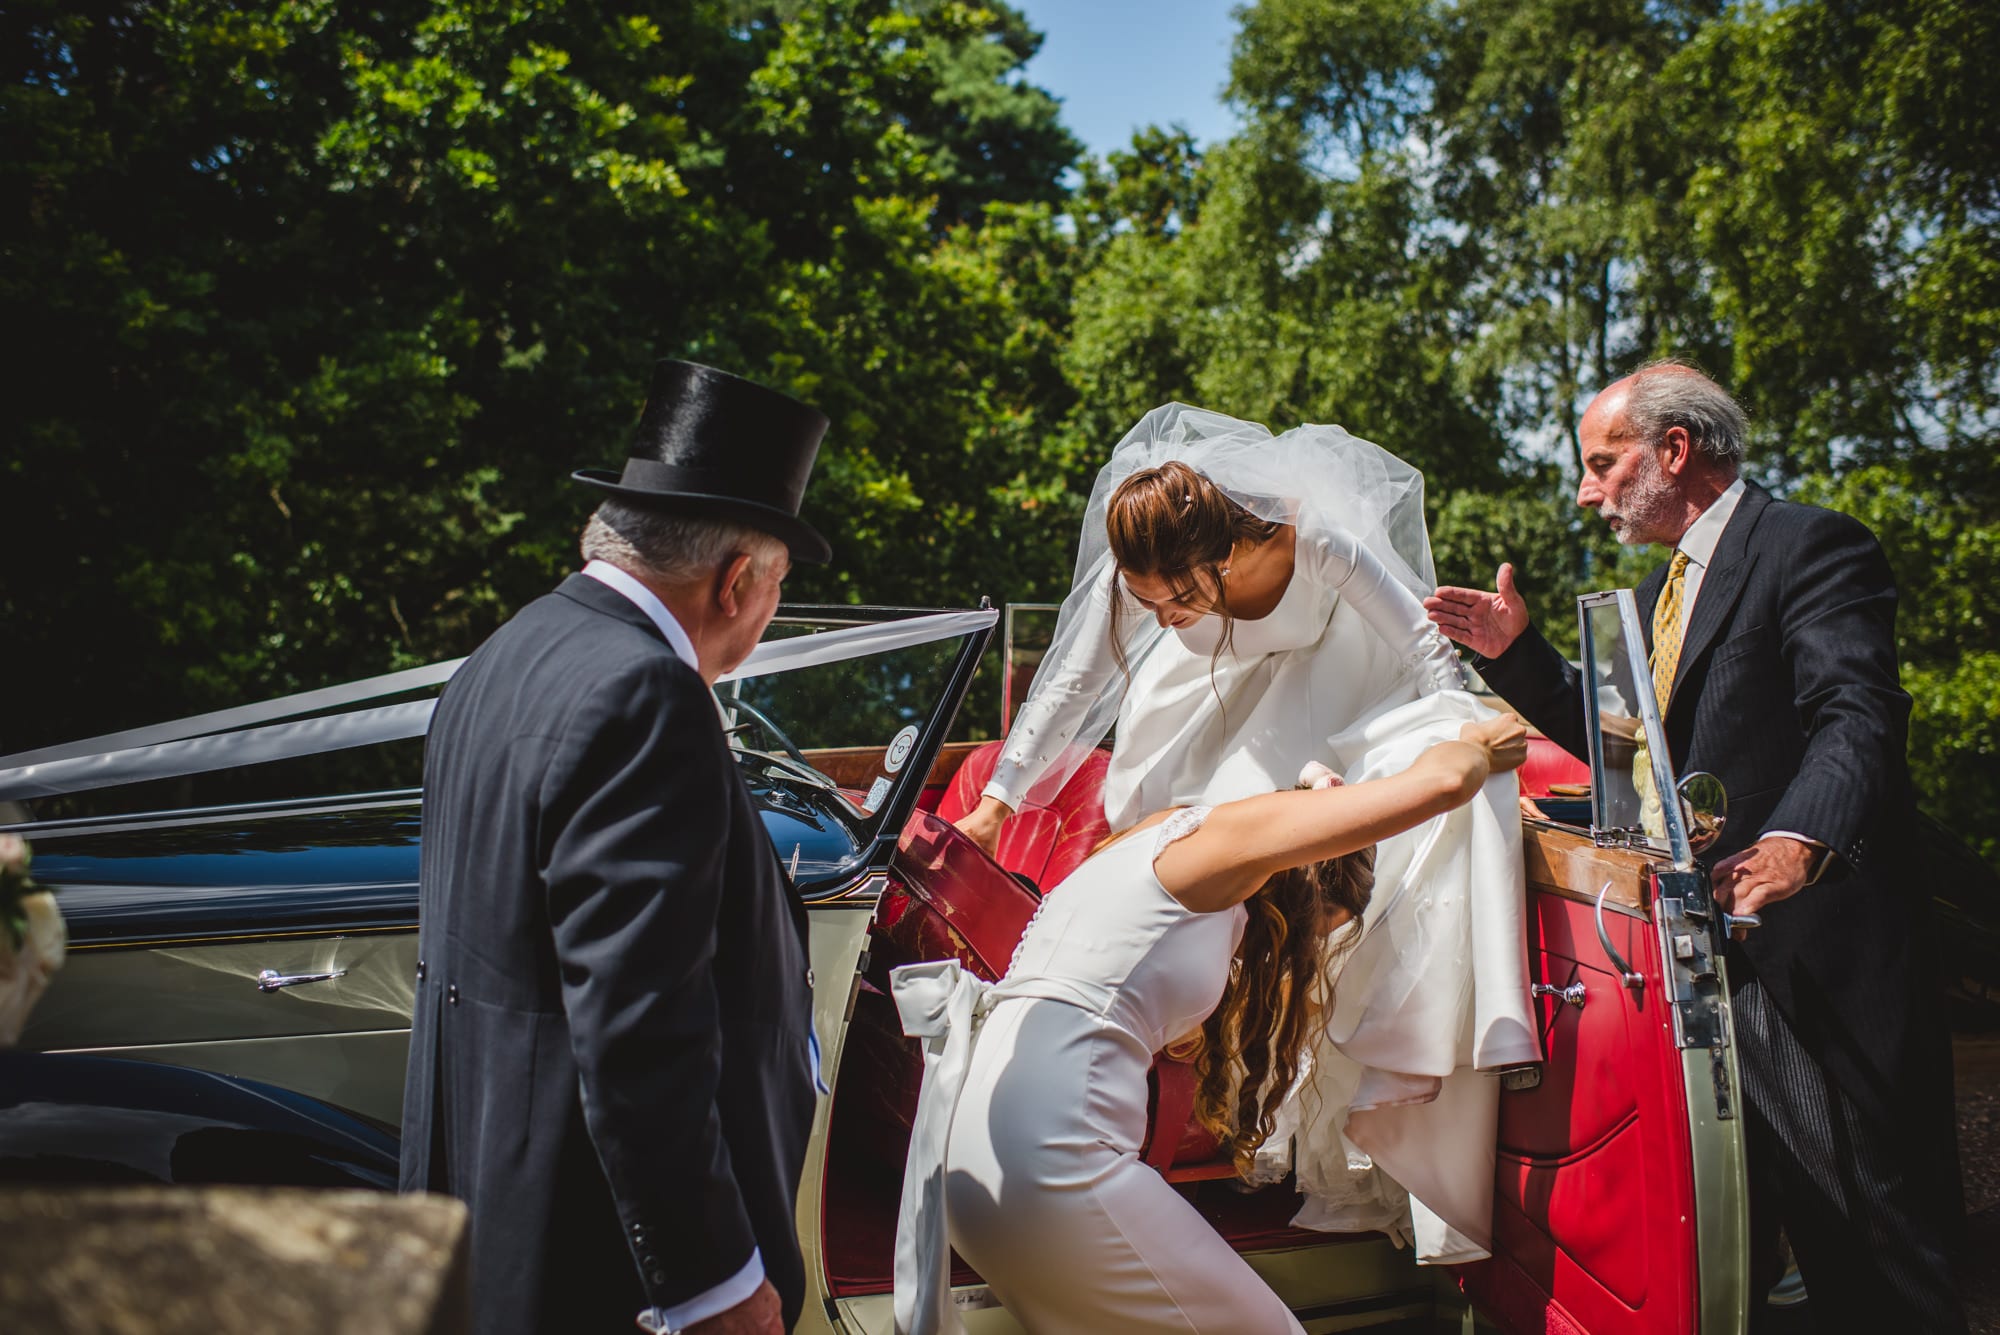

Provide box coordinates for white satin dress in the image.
[984,525,1539,1263]
[891,808,1302,1335]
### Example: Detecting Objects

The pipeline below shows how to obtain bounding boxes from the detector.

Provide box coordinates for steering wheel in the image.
[720,693,813,772]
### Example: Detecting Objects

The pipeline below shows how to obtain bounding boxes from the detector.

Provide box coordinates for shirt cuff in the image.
[980,778,1023,813]
[637,1248,763,1334]
[1760,831,1835,885]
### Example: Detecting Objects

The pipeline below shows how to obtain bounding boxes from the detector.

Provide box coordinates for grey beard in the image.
[1606,456,1682,545]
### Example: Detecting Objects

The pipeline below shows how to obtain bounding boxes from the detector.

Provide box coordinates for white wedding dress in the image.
[983,477,1538,1264]
[891,808,1302,1335]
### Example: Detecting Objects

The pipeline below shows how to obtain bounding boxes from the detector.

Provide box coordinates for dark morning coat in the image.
[400,572,817,1335]
[1475,482,1949,1140]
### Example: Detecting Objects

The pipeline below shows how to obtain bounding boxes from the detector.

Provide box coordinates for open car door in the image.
[1460,590,1752,1335]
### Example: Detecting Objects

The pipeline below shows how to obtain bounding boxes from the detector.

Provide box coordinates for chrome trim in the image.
[1531,981,1588,1008]
[66,924,410,953]
[256,967,349,992]
[1595,883,1645,990]
[6,791,422,838]
[807,871,888,907]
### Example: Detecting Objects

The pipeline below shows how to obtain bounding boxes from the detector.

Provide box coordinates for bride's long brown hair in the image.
[1167,836,1375,1177]
[1106,460,1283,674]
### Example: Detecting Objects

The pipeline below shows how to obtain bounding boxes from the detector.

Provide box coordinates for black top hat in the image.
[574,360,832,563]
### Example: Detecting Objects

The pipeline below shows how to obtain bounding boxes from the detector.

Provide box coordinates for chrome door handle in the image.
[1722,911,1761,934]
[256,968,347,993]
[1532,981,1588,1008]
[1595,883,1645,992]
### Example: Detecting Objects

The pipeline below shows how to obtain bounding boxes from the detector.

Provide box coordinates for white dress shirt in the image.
[1664,477,1745,644]
[581,560,766,1332]
[583,560,701,672]
[1669,482,1828,871]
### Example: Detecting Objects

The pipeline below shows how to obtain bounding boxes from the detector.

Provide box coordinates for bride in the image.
[953,403,1538,1262]
[896,718,1529,1334]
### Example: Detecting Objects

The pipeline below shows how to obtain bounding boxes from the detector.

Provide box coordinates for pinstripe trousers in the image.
[1732,973,1966,1334]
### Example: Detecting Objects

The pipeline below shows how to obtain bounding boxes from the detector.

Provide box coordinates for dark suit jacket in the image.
[1477,482,1941,1134]
[400,573,816,1335]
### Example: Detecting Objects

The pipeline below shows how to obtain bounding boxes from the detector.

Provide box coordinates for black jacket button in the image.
[415,960,427,981]
[447,984,459,1005]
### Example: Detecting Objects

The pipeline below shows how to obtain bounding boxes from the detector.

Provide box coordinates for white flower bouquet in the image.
[0,833,65,1045]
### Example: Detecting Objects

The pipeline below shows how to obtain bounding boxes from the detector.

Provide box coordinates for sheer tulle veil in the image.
[1018,403,1437,807]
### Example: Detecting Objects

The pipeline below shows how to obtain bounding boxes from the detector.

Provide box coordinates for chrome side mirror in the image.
[1677,772,1728,854]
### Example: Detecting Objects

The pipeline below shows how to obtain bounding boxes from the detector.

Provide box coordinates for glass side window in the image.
[1577,589,1695,868]
[716,614,982,846]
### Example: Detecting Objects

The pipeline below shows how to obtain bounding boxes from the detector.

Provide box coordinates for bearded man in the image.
[1425,362,1964,1332]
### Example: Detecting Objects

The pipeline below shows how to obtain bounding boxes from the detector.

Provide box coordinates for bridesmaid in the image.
[895,716,1529,1334]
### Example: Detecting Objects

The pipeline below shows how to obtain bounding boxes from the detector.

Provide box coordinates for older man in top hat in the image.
[401,361,831,1335]
[1427,362,1963,1332]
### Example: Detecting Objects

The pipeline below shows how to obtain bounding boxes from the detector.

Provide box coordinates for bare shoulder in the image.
[1150,802,1273,914]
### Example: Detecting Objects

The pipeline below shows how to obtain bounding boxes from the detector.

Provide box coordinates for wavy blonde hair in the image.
[1167,840,1375,1176]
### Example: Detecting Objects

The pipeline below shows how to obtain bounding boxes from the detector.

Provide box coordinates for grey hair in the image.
[1619,359,1748,470]
[579,500,786,585]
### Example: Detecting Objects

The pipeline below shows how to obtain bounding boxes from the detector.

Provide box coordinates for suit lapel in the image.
[1664,483,1770,716]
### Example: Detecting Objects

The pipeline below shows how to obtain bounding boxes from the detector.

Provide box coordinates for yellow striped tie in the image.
[1650,550,1691,716]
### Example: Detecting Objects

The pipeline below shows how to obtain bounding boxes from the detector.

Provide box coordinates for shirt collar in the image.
[1677,477,1747,570]
[581,560,700,672]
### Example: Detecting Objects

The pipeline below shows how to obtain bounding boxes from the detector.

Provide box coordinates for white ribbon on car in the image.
[888,959,1098,1335]
[0,608,995,803]
[0,659,469,769]
[715,609,994,684]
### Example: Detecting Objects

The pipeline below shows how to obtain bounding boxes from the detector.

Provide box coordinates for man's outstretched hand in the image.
[1424,563,1531,659]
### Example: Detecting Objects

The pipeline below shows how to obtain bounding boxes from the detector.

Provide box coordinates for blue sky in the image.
[1010,0,1246,160]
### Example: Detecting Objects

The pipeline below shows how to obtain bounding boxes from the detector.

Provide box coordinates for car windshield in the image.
[717,608,991,858]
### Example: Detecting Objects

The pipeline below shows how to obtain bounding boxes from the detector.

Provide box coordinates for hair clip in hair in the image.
[1298,761,1342,791]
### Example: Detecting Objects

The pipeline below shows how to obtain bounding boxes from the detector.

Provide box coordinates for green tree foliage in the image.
[0,0,1080,751]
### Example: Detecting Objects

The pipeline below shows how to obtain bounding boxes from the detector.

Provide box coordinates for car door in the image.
[14,800,423,1128]
[1460,591,1751,1335]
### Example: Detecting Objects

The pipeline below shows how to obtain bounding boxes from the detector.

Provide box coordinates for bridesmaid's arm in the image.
[1156,716,1526,913]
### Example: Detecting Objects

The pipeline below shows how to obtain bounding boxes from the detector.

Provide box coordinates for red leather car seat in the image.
[933,741,1113,891]
[1519,735,1589,798]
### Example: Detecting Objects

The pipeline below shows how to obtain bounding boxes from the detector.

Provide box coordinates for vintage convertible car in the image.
[3,595,1993,1334]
